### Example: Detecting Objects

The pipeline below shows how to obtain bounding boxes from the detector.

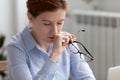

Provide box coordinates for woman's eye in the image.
[43,23,50,25]
[58,22,63,25]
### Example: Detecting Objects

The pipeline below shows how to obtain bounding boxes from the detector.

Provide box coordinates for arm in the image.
[7,45,58,80]
[70,51,96,80]
[7,45,32,80]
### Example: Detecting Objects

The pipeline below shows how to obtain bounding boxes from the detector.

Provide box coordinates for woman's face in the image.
[28,9,66,43]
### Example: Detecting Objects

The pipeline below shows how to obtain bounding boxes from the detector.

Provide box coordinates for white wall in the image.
[98,0,120,12]
[69,0,120,13]
[0,0,13,45]
[68,0,97,11]
[16,0,28,32]
[69,0,91,10]
[0,0,28,45]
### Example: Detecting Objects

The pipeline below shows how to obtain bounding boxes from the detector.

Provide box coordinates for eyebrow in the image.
[41,19,65,22]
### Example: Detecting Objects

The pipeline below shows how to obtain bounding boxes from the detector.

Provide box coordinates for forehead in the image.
[35,9,67,21]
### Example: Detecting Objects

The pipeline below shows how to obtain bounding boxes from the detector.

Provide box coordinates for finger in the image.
[66,33,75,44]
[60,32,75,44]
[71,34,76,41]
[62,35,69,46]
[68,34,73,43]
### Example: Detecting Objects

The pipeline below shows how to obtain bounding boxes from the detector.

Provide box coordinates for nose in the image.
[52,24,58,35]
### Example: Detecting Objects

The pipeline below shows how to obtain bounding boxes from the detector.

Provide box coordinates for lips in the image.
[49,37,54,40]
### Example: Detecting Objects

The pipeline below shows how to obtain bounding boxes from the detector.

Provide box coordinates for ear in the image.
[27,12,34,22]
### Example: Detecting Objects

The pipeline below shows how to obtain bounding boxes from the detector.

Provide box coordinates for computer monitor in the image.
[107,66,120,80]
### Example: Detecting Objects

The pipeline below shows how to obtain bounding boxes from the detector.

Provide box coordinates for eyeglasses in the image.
[68,41,94,62]
[68,30,94,62]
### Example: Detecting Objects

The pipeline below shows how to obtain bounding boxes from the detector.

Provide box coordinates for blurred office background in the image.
[0,0,120,80]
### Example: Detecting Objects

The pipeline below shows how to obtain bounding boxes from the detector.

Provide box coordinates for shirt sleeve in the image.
[7,45,58,80]
[34,58,58,80]
[69,45,96,80]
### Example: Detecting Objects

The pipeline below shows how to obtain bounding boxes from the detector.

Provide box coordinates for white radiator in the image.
[64,10,120,80]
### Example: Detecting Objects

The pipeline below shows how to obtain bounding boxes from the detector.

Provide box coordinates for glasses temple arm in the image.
[73,41,94,59]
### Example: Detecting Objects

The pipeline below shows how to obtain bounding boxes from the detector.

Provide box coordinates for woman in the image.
[7,0,96,80]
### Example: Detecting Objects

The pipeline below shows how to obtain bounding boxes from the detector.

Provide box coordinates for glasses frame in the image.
[69,41,94,62]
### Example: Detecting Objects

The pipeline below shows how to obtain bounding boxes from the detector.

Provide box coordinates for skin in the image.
[27,9,75,63]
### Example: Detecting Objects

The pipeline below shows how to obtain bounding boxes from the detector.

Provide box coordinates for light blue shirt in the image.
[7,27,96,80]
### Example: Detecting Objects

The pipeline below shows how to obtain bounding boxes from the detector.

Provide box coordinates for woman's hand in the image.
[49,32,75,62]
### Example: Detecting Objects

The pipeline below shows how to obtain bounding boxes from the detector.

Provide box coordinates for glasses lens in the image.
[68,43,79,53]
[69,42,93,62]
[80,52,92,62]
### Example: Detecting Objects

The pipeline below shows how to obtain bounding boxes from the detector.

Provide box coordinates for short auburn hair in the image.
[26,0,68,17]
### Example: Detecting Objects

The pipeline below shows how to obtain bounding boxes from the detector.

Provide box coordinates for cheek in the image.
[32,26,44,36]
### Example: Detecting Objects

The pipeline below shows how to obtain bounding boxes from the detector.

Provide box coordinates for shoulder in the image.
[7,27,29,53]
[7,26,36,53]
[7,31,23,49]
[7,27,31,50]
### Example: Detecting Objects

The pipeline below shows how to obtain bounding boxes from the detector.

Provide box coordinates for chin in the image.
[48,40,54,43]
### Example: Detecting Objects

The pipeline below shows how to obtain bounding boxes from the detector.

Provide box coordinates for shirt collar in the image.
[22,26,36,51]
[34,39,53,55]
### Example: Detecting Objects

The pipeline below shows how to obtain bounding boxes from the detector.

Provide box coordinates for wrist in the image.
[49,52,60,63]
